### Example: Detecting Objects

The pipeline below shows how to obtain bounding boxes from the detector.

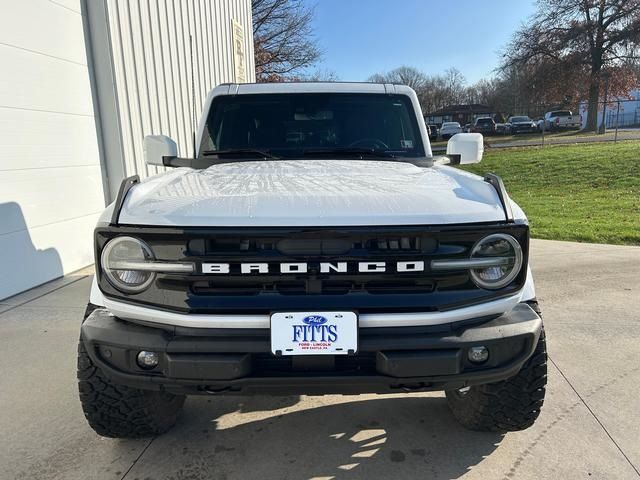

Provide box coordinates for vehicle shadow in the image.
[0,202,63,301]
[125,394,504,480]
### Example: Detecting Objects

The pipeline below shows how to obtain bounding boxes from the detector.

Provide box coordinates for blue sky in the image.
[303,0,537,84]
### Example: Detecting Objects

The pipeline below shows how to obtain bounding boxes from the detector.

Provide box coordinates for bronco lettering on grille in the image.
[201,261,425,274]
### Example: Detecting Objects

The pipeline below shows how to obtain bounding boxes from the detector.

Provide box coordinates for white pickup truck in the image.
[78,82,546,438]
[543,110,581,130]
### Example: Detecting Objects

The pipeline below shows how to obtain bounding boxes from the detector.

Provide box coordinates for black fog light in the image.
[468,346,489,364]
[136,351,159,369]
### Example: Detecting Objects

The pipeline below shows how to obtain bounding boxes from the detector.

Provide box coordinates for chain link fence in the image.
[600,99,640,129]
[429,98,640,150]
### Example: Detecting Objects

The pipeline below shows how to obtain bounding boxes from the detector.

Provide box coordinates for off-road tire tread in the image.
[77,338,185,438]
[445,301,547,432]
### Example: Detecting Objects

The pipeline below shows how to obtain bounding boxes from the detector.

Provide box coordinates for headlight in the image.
[469,234,523,289]
[101,236,156,293]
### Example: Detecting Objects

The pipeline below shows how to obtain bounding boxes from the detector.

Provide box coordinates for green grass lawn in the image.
[458,140,640,245]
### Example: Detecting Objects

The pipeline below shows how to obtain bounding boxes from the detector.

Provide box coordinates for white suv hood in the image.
[118,160,509,226]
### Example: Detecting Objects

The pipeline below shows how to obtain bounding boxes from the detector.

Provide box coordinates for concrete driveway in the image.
[1,239,639,480]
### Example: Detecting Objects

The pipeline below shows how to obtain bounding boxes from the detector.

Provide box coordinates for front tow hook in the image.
[396,382,433,392]
[200,386,235,395]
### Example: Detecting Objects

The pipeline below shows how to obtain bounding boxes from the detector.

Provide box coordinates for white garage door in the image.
[0,0,105,300]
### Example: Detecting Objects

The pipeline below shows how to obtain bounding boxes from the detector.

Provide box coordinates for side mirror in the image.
[446,133,483,164]
[143,135,177,166]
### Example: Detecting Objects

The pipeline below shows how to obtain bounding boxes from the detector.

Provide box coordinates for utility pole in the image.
[614,100,620,143]
[540,79,545,147]
[599,72,610,134]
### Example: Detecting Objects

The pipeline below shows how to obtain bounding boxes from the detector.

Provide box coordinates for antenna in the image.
[189,34,196,158]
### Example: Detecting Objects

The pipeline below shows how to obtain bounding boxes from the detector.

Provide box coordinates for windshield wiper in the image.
[300,148,397,159]
[202,148,279,159]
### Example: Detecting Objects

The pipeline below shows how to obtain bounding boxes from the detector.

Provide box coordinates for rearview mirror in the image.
[143,135,178,166]
[446,133,483,164]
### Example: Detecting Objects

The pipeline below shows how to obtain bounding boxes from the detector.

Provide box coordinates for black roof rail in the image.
[110,175,140,225]
[484,173,514,223]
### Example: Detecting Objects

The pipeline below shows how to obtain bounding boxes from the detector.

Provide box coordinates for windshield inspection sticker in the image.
[400,139,413,149]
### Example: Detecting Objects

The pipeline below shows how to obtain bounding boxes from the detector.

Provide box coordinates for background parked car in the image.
[439,121,462,139]
[463,123,473,133]
[427,124,438,141]
[495,122,509,135]
[508,115,538,134]
[472,117,497,135]
[543,110,581,130]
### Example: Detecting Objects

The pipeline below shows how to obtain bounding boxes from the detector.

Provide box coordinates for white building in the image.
[579,89,640,129]
[0,0,255,300]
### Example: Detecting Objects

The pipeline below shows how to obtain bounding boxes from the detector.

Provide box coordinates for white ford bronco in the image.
[79,82,546,438]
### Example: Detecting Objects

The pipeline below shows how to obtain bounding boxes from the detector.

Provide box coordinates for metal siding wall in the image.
[105,0,254,181]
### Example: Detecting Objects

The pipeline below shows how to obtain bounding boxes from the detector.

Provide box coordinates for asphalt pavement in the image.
[1,239,639,480]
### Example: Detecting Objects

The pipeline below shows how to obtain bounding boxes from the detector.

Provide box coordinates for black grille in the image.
[95,224,529,314]
[188,278,437,296]
[188,235,437,256]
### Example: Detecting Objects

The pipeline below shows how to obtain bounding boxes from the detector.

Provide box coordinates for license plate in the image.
[270,312,357,355]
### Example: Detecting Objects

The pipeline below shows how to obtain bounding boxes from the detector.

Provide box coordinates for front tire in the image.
[445,304,547,432]
[77,338,185,438]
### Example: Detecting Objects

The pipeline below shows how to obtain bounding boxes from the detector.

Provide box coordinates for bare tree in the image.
[368,66,434,112]
[252,0,321,82]
[443,68,467,104]
[301,68,340,81]
[367,66,428,91]
[503,0,640,130]
[368,66,472,114]
[421,75,448,113]
[466,78,499,105]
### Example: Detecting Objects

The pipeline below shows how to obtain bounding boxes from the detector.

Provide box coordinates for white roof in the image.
[211,82,414,95]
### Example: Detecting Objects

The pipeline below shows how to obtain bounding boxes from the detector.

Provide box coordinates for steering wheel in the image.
[348,138,390,150]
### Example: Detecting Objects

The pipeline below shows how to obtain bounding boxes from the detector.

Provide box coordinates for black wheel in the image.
[445,302,547,432]
[77,338,185,438]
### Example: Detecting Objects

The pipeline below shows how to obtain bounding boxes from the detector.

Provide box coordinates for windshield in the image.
[442,122,460,128]
[510,116,530,122]
[551,111,571,116]
[476,118,493,125]
[200,93,426,160]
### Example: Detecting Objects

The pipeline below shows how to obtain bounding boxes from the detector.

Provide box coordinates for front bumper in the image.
[473,128,496,135]
[80,303,542,395]
[511,125,537,134]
